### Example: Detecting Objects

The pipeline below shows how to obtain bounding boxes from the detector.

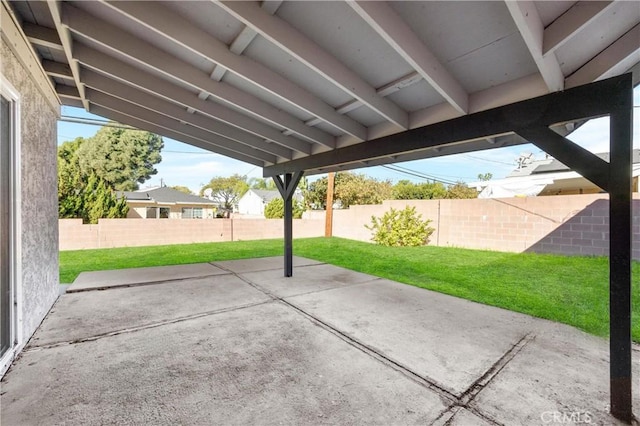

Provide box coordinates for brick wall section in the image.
[59,194,640,259]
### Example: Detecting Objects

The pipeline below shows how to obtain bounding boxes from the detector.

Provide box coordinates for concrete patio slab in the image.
[3,257,637,424]
[2,302,448,425]
[285,278,538,396]
[68,262,227,292]
[471,322,640,425]
[212,255,322,274]
[31,274,270,348]
[242,263,379,298]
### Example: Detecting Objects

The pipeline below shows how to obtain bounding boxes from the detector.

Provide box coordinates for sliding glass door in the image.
[1,95,12,357]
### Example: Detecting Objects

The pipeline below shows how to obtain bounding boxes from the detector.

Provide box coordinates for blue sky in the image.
[58,87,640,193]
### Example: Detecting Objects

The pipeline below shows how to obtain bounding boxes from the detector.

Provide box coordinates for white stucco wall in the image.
[1,35,59,347]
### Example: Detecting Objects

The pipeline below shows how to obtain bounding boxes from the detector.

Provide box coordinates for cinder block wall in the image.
[59,194,640,260]
[329,194,640,259]
[59,218,325,249]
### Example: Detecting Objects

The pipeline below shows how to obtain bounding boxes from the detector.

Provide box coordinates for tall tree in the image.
[446,182,478,199]
[200,174,249,216]
[306,172,392,209]
[76,126,163,191]
[82,174,129,224]
[57,125,162,222]
[392,180,448,200]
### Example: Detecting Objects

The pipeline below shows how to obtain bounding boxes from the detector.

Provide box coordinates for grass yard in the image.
[60,237,640,341]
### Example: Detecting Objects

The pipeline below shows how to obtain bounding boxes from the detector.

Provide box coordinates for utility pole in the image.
[325,172,335,237]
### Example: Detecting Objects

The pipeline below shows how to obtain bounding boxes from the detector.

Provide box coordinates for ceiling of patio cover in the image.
[8,0,640,174]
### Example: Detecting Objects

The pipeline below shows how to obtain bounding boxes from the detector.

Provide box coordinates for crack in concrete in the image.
[23,299,271,352]
[66,272,231,293]
[228,267,532,426]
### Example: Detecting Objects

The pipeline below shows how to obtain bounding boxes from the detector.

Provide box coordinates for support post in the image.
[608,85,633,422]
[273,171,304,277]
[325,172,335,237]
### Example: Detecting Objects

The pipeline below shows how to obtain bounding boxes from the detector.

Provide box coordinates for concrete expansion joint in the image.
[208,261,326,274]
[22,300,271,353]
[66,273,232,293]
[429,332,535,426]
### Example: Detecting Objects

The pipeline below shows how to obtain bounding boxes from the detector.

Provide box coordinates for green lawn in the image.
[60,237,640,341]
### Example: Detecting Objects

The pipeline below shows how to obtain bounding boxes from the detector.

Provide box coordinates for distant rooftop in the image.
[119,187,215,205]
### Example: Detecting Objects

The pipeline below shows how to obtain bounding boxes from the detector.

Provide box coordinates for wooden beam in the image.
[264,74,630,176]
[101,0,348,145]
[218,0,409,129]
[543,1,614,54]
[505,0,564,92]
[86,89,278,164]
[348,1,468,114]
[515,127,610,192]
[62,3,333,148]
[81,69,293,160]
[74,44,311,155]
[89,104,264,167]
[566,24,640,89]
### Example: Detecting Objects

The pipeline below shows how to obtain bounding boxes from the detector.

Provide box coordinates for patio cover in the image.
[3,0,640,421]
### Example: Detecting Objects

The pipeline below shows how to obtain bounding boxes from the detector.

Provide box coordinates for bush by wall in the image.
[366,206,435,247]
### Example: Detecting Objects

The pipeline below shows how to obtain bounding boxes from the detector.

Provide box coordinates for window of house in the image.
[181,207,203,219]
[146,207,170,219]
[159,207,170,219]
[145,207,157,219]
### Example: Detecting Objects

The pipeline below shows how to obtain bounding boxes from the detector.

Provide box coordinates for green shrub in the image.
[264,197,304,219]
[366,206,434,247]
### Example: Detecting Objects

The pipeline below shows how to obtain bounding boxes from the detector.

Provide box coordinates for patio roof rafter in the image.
[86,89,278,164]
[60,3,330,150]
[505,0,564,92]
[88,104,265,168]
[347,1,469,114]
[216,0,410,130]
[72,45,311,156]
[543,1,615,55]
[81,69,294,160]
[101,0,360,144]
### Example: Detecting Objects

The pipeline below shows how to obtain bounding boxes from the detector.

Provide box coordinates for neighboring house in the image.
[121,187,219,219]
[470,150,640,198]
[237,189,302,217]
[0,3,59,376]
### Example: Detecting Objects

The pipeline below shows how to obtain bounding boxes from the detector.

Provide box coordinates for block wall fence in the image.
[59,193,640,260]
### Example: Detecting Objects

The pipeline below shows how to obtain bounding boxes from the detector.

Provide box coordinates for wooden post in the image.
[325,172,335,237]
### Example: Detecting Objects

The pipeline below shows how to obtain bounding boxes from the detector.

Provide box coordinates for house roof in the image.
[507,149,640,178]
[120,187,215,205]
[8,1,640,176]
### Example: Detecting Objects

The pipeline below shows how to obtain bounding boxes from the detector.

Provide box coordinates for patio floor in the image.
[2,256,638,425]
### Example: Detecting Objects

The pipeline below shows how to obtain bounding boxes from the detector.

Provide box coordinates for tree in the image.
[200,174,249,216]
[76,126,163,191]
[477,172,493,181]
[82,174,129,224]
[306,172,392,209]
[248,177,276,190]
[446,181,478,199]
[171,185,193,195]
[57,125,162,222]
[263,197,304,219]
[392,180,448,200]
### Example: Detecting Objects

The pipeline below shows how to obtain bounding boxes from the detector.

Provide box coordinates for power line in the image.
[462,154,515,166]
[381,165,458,185]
